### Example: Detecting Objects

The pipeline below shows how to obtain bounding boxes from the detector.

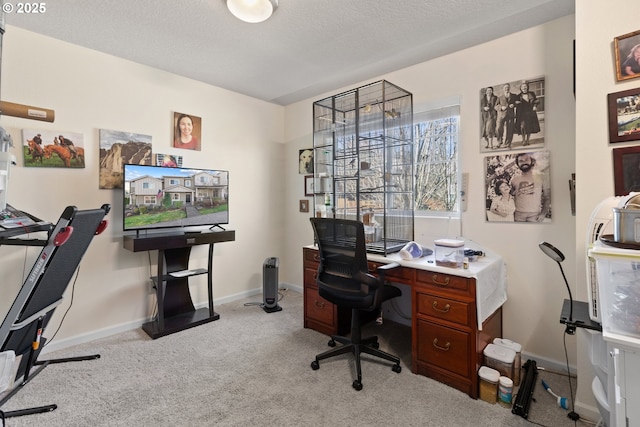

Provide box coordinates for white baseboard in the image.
[521,350,576,375]
[41,286,302,355]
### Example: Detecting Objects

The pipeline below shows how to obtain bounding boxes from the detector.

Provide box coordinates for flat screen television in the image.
[123,164,229,233]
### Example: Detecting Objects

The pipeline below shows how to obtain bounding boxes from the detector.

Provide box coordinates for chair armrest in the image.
[375,261,400,282]
[375,262,400,272]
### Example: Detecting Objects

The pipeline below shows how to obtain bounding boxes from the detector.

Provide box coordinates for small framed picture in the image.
[608,88,640,143]
[299,148,314,174]
[173,112,202,151]
[299,199,309,213]
[613,145,640,195]
[614,30,640,82]
[304,175,314,196]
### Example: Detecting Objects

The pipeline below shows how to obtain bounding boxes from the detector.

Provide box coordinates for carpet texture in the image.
[0,291,592,426]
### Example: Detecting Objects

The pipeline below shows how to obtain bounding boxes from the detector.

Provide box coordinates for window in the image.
[413,104,460,215]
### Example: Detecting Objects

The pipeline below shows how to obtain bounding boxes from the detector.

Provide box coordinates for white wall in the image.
[0,26,286,347]
[3,6,623,420]
[574,0,639,418]
[284,11,578,384]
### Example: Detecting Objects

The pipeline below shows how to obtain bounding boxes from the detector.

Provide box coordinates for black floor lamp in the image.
[538,241,580,422]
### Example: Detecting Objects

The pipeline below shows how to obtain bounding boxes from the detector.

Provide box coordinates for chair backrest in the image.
[309,218,380,310]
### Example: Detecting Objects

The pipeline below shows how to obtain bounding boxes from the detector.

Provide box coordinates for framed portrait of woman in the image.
[173,112,202,151]
[614,29,640,82]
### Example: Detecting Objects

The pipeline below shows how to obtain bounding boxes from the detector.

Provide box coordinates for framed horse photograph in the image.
[22,129,85,169]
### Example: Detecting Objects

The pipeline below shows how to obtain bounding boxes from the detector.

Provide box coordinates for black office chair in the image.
[309,217,402,390]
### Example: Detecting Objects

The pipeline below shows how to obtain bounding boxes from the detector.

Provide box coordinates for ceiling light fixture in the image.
[226,0,278,23]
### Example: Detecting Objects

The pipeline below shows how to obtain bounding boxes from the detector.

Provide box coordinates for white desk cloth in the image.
[306,240,507,330]
[364,241,508,330]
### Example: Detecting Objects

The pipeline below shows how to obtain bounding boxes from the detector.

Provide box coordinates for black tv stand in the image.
[123,230,235,339]
[209,224,226,231]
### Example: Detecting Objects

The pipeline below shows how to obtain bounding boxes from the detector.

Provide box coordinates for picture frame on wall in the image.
[173,112,202,151]
[299,148,314,174]
[99,129,153,189]
[299,199,309,213]
[22,129,85,169]
[479,76,546,153]
[614,30,640,82]
[607,88,640,143]
[613,145,640,195]
[304,175,315,197]
[484,150,551,223]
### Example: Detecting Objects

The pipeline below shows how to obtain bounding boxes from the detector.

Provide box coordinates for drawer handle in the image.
[432,301,451,313]
[432,338,451,352]
[314,300,325,309]
[431,274,450,286]
[313,254,320,262]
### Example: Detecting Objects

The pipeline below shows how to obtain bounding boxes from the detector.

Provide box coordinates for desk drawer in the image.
[304,267,318,289]
[305,286,334,326]
[304,248,321,264]
[415,319,470,378]
[416,292,470,326]
[415,270,471,294]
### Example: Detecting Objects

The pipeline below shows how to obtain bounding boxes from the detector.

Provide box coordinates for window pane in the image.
[414,105,460,214]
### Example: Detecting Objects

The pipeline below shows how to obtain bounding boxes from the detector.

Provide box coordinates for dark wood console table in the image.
[123,230,235,339]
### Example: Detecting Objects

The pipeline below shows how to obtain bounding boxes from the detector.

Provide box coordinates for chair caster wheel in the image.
[392,364,401,373]
[371,342,380,349]
[311,360,319,370]
[352,380,363,391]
[328,339,336,347]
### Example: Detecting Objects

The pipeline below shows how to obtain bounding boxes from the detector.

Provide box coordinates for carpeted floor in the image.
[0,290,596,426]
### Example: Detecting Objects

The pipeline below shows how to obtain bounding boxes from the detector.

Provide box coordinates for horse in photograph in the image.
[44,144,74,167]
[27,139,44,163]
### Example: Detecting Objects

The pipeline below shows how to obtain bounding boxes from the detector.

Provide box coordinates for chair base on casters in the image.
[310,310,401,391]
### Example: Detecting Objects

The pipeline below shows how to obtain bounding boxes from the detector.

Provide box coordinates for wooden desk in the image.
[124,230,235,339]
[303,245,506,399]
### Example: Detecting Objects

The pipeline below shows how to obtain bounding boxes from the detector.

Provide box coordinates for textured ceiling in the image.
[5,0,574,106]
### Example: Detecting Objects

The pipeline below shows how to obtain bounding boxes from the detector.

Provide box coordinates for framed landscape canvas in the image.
[99,129,152,189]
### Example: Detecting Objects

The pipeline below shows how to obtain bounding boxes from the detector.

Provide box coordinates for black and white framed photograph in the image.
[485,150,551,223]
[304,175,314,196]
[480,77,545,153]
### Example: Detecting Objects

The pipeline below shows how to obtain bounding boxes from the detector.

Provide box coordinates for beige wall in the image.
[574,0,639,418]
[0,26,286,347]
[4,3,631,420]
[284,15,576,364]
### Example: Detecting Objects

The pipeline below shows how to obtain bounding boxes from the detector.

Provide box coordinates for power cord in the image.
[563,331,580,424]
[42,266,80,348]
[243,289,286,308]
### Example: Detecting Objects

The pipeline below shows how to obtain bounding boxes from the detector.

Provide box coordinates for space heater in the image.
[263,257,282,313]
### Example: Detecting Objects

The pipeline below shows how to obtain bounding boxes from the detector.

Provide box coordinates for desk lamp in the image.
[538,241,576,335]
